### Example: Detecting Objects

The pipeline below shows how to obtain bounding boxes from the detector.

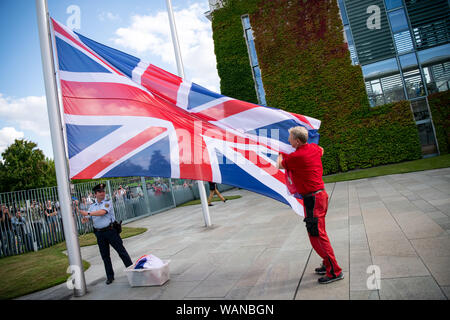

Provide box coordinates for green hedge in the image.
[211,0,422,174]
[428,90,450,155]
[211,0,259,103]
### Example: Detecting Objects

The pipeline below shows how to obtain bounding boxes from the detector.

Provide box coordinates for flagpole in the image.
[35,0,87,296]
[165,0,211,227]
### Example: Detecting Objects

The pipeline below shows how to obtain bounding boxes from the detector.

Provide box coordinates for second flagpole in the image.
[165,0,212,227]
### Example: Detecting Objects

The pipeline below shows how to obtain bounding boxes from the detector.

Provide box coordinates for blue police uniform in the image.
[88,199,115,229]
[89,184,132,284]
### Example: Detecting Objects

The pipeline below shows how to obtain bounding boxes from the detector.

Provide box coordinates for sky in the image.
[0,0,220,159]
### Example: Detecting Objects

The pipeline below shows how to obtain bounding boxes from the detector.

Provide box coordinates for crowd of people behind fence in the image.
[0,179,195,258]
[0,200,65,257]
[0,192,108,257]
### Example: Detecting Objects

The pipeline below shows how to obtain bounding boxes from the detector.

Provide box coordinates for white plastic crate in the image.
[124,260,170,287]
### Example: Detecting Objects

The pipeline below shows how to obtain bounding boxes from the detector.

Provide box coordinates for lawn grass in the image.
[178,195,242,207]
[0,226,146,300]
[323,154,450,184]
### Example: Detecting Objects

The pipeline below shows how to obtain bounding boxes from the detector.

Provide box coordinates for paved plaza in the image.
[19,168,450,300]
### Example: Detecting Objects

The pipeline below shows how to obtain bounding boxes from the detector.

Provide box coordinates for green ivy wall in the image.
[211,0,423,174]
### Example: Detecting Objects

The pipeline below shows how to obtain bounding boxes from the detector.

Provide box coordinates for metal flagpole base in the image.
[196,180,211,227]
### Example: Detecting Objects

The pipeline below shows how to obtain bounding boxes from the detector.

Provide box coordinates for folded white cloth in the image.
[134,254,164,269]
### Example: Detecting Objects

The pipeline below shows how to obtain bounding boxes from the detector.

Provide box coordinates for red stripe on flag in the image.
[140,64,183,105]
[171,121,213,182]
[72,127,167,179]
[62,95,201,126]
[193,99,259,122]
[61,80,155,103]
[288,112,314,129]
[62,96,165,117]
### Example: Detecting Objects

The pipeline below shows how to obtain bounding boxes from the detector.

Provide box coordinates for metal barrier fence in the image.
[0,178,233,258]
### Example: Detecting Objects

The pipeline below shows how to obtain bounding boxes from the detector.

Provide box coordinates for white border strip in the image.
[176,80,192,110]
[189,96,235,114]
[59,71,152,95]
[131,61,150,85]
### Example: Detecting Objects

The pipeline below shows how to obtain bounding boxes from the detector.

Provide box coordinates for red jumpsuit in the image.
[282,143,342,279]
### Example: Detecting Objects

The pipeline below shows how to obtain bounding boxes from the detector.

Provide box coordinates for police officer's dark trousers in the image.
[94,227,132,281]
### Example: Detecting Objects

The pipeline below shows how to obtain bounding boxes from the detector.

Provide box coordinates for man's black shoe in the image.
[106,278,114,285]
[315,265,326,275]
[318,272,344,284]
[208,203,214,206]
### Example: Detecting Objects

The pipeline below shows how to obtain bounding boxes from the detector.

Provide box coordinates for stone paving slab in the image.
[17,168,450,300]
[379,277,446,300]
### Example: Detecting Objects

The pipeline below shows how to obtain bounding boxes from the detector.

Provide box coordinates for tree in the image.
[0,139,56,192]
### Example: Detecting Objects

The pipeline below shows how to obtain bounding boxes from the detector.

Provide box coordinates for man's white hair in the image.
[288,126,308,143]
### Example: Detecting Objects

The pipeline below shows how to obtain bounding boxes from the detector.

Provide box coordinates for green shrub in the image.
[428,91,450,155]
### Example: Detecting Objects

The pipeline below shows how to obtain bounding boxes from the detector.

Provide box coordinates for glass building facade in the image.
[241,15,267,106]
[207,0,448,157]
[339,0,449,157]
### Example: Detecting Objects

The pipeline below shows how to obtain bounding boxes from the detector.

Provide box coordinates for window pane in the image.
[246,28,254,41]
[381,73,405,102]
[423,67,432,83]
[399,53,418,71]
[371,95,385,107]
[349,45,359,65]
[253,66,266,105]
[394,30,414,53]
[245,29,258,67]
[424,63,450,94]
[241,14,267,105]
[338,0,349,25]
[417,122,437,155]
[242,15,250,29]
[344,26,354,46]
[362,58,399,80]
[388,9,409,33]
[371,81,383,94]
[404,71,425,98]
[436,80,450,92]
[417,43,450,67]
[410,99,430,121]
[384,0,403,10]
[344,26,359,65]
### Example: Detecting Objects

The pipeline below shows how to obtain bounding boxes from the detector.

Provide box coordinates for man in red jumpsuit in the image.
[277,126,343,284]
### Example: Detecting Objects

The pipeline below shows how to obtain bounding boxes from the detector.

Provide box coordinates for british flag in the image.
[51,19,321,216]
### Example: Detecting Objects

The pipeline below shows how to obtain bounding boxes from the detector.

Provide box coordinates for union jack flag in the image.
[51,19,321,216]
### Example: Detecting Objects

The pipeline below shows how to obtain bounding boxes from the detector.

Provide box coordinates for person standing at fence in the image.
[207,182,227,206]
[79,197,92,234]
[44,200,58,244]
[1,204,15,256]
[77,183,133,285]
[30,201,44,249]
[116,185,125,201]
[11,208,33,253]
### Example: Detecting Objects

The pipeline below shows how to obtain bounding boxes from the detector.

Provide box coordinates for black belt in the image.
[94,223,113,232]
[301,189,324,198]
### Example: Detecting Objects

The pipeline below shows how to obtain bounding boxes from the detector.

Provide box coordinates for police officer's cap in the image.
[93,183,106,193]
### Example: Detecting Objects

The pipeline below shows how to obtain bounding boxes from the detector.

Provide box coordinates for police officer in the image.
[77,183,133,285]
